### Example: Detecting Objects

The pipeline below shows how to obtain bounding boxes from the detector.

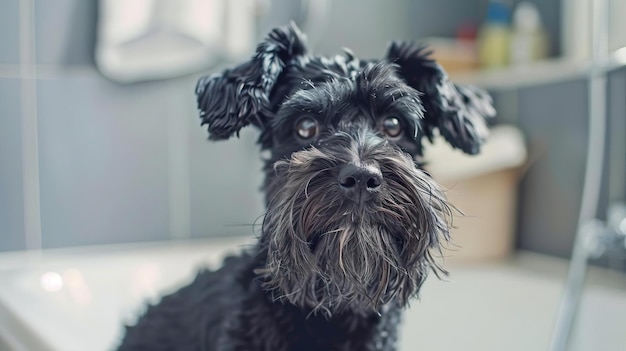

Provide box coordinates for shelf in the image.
[451,49,626,91]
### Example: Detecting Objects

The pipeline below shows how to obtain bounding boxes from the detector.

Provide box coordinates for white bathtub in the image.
[0,238,624,351]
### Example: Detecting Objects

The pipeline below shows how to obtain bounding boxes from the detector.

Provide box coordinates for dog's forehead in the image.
[316,53,361,80]
[296,56,402,88]
[275,59,423,123]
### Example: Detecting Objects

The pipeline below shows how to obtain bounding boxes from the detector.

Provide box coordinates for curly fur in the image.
[196,23,307,140]
[117,23,494,351]
[258,129,451,317]
[385,42,495,154]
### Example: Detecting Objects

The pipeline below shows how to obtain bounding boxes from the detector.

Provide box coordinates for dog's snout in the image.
[338,163,383,200]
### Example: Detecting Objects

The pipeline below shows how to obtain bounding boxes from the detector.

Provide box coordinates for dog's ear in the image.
[386,41,495,155]
[195,23,307,141]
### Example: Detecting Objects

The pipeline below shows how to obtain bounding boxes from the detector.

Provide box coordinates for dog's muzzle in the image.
[258,128,452,316]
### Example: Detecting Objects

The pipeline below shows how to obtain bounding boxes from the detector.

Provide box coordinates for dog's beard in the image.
[257,138,452,317]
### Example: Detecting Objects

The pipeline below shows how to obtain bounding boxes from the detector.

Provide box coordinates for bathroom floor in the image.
[0,238,624,351]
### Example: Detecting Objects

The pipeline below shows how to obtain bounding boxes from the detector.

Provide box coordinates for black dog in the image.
[117,23,494,351]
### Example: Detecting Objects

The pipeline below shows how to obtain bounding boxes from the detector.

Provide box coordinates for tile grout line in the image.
[19,0,42,251]
[0,64,96,79]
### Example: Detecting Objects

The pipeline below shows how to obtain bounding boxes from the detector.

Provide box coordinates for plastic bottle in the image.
[510,2,549,65]
[478,1,512,68]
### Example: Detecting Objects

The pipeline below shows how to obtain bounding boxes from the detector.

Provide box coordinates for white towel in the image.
[95,0,241,83]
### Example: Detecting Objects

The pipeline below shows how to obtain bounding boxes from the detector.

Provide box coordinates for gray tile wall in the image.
[3,0,608,258]
[312,0,412,57]
[37,75,172,248]
[409,0,487,38]
[0,0,20,64]
[515,79,589,257]
[189,128,265,239]
[0,79,26,251]
[0,0,266,251]
[514,70,626,260]
[34,0,97,65]
[2,0,419,251]
[605,68,626,205]
[489,57,624,263]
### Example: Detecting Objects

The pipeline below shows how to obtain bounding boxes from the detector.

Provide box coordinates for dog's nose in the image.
[338,163,383,200]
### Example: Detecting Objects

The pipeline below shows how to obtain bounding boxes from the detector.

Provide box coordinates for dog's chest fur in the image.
[119,252,400,351]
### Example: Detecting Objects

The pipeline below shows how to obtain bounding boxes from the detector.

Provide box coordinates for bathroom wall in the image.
[0,0,26,251]
[0,0,267,251]
[514,78,589,257]
[3,0,623,262]
[512,68,626,262]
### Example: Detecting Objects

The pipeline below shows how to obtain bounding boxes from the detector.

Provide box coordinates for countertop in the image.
[0,237,624,351]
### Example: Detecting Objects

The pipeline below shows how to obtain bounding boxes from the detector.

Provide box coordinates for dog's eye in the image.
[295,117,318,139]
[382,116,402,138]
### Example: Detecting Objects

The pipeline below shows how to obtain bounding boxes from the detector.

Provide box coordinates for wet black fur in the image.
[117,23,494,351]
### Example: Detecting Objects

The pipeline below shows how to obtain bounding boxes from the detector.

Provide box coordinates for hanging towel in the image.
[95,0,227,83]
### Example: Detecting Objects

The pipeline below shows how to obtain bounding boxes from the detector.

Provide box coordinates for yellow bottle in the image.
[478,1,512,69]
